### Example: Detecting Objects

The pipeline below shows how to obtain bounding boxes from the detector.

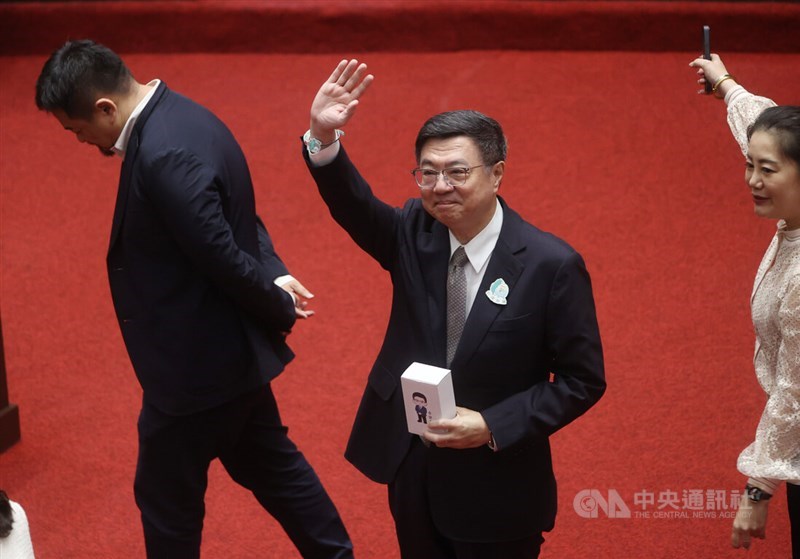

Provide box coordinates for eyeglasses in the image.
[410,165,485,190]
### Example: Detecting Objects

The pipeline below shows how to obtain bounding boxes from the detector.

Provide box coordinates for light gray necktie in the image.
[446,246,468,367]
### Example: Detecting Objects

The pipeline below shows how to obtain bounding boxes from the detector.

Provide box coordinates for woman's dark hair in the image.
[35,39,132,119]
[0,490,14,538]
[747,105,800,168]
[415,110,507,167]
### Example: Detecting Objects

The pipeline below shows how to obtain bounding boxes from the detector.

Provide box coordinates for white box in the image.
[400,362,457,435]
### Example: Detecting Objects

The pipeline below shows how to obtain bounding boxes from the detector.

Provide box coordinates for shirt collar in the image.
[449,199,503,273]
[112,79,161,158]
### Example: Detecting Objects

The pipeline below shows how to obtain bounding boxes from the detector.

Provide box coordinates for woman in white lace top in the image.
[690,53,800,557]
[0,490,35,559]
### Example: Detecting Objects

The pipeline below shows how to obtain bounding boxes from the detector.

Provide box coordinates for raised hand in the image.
[689,53,736,97]
[310,59,374,142]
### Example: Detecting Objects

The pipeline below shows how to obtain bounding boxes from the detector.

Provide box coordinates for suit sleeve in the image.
[255,215,289,279]
[481,251,606,450]
[144,148,296,332]
[304,144,402,271]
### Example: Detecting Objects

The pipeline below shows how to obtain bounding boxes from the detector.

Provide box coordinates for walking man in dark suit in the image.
[302,59,606,558]
[35,40,353,559]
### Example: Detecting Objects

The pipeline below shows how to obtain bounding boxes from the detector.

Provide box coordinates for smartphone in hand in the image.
[703,25,712,94]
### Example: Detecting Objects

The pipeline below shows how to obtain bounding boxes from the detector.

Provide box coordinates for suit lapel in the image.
[451,202,525,369]
[417,218,450,365]
[108,83,168,252]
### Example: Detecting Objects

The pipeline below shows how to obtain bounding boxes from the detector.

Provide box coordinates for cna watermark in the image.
[573,489,743,520]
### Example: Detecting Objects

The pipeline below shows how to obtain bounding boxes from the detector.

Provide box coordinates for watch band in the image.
[303,129,344,155]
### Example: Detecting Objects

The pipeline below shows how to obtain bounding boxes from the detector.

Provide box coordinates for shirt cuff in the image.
[487,431,499,452]
[274,274,296,304]
[308,141,340,167]
[747,477,781,495]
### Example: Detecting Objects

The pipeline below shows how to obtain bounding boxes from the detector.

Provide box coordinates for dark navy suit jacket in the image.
[307,146,605,541]
[107,83,295,415]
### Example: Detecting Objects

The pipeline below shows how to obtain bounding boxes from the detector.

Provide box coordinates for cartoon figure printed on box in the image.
[412,392,431,424]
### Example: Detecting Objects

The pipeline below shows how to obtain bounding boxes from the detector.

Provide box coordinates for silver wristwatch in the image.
[303,129,344,155]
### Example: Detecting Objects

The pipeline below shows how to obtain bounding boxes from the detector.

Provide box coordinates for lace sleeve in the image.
[726,87,778,156]
[738,277,800,483]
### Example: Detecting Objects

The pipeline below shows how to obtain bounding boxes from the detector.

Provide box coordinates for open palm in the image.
[311,59,373,133]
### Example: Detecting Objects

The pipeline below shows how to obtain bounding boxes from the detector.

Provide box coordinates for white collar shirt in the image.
[449,199,504,317]
[112,79,161,159]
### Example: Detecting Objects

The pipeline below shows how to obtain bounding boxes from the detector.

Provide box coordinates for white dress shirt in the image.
[449,200,503,317]
[112,79,161,159]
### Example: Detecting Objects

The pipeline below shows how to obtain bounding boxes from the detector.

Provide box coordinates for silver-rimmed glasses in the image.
[410,165,484,190]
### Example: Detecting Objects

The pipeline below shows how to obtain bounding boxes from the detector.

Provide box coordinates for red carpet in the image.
[3,2,800,558]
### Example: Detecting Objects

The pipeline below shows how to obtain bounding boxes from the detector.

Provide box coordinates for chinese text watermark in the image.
[574,489,743,519]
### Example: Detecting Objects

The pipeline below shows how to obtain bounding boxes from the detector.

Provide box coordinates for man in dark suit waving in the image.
[303,60,606,558]
[35,40,352,559]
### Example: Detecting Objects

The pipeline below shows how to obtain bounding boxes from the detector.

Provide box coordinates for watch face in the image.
[746,487,770,501]
[307,137,322,154]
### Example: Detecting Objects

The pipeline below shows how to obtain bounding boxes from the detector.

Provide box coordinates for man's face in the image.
[413,396,426,406]
[53,105,119,157]
[418,136,504,244]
